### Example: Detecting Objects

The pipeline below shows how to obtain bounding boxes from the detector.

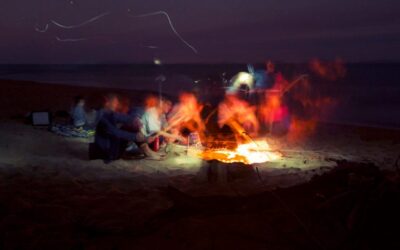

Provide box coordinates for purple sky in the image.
[0,0,399,63]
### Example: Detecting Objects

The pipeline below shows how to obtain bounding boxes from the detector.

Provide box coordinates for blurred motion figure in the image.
[91,94,164,163]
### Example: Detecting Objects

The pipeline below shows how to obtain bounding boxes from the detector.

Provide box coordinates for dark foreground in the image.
[1,159,399,250]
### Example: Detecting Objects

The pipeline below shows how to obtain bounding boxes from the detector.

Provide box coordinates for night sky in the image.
[0,0,399,63]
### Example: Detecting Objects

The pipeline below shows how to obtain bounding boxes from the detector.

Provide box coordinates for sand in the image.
[1,80,399,249]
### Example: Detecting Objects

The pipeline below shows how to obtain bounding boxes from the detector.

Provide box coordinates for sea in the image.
[0,63,399,129]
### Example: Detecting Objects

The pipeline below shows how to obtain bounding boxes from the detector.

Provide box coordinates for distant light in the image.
[154,58,162,65]
[228,72,254,93]
[237,72,253,84]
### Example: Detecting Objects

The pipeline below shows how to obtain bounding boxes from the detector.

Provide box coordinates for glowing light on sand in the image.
[200,140,281,165]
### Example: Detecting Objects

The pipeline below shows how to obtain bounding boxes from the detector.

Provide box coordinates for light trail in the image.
[132,11,198,54]
[56,36,87,42]
[34,23,49,33]
[144,45,159,49]
[51,12,110,29]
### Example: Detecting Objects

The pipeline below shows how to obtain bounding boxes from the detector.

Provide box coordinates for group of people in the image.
[222,61,292,135]
[70,93,189,163]
[66,61,294,163]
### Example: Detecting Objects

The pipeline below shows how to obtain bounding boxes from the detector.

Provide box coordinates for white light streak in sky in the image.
[34,9,198,54]
[51,12,110,29]
[133,11,198,54]
[56,36,87,42]
[34,23,49,33]
[144,45,159,49]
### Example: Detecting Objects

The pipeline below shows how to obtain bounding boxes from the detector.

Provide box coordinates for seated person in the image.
[141,95,162,138]
[160,99,172,131]
[140,96,181,150]
[71,96,87,128]
[93,94,164,163]
[167,93,205,142]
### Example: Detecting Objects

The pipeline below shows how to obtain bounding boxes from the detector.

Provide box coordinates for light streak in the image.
[56,36,87,42]
[144,45,159,49]
[34,23,49,33]
[132,11,198,54]
[51,12,110,29]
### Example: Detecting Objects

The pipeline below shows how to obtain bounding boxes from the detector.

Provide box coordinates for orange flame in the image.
[200,139,281,164]
[310,58,346,81]
[218,94,259,136]
[173,60,343,164]
[167,92,205,138]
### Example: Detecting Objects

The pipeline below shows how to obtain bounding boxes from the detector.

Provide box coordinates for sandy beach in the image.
[1,0,399,247]
[1,80,400,249]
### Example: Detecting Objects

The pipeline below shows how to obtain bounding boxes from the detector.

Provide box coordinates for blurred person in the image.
[141,95,162,139]
[265,60,277,88]
[260,72,291,135]
[218,93,259,142]
[248,61,277,106]
[140,96,183,150]
[71,96,87,128]
[160,98,172,129]
[167,92,205,142]
[92,94,164,163]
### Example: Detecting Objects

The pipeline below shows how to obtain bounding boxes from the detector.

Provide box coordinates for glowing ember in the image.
[200,140,281,165]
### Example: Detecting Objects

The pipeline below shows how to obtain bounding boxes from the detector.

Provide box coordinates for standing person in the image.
[265,60,277,88]
[261,64,291,135]
[92,94,164,163]
[248,61,276,106]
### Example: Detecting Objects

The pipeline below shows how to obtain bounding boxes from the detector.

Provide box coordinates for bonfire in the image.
[163,62,338,166]
[200,139,281,164]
